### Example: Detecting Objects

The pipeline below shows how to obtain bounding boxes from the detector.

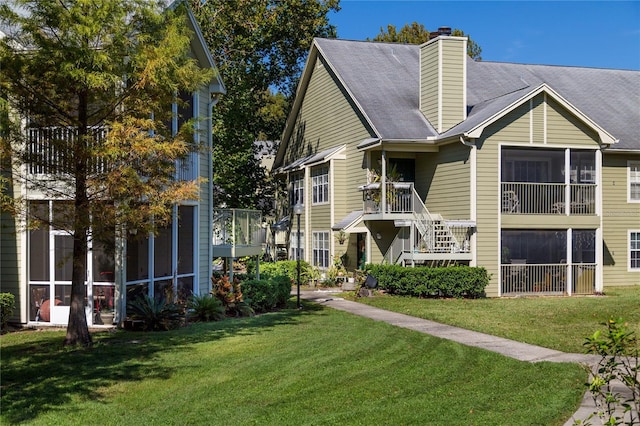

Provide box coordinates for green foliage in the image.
[0,292,16,332]
[370,22,482,60]
[190,0,339,214]
[126,295,184,331]
[242,275,291,313]
[581,318,639,425]
[247,260,312,284]
[365,264,488,298]
[187,294,225,322]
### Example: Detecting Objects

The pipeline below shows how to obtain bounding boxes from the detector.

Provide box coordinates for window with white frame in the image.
[291,172,304,206]
[630,231,640,270]
[289,231,304,260]
[312,231,330,268]
[311,166,329,204]
[629,161,640,202]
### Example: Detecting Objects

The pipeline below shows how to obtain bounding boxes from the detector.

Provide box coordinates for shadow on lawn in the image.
[1,301,324,424]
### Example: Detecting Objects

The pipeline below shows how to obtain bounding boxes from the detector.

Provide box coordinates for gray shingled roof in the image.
[314,38,640,150]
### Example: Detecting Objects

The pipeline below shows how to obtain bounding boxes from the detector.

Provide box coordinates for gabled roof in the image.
[281,37,639,158]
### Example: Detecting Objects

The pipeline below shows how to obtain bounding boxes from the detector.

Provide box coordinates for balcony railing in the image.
[501,263,595,295]
[27,126,107,175]
[213,209,263,247]
[501,182,596,215]
[361,182,413,214]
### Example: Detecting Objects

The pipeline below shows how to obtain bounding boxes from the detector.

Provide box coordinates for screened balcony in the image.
[501,229,596,295]
[501,147,596,215]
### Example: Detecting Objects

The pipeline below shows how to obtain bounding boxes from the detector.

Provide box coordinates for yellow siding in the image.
[531,94,544,144]
[602,153,640,286]
[546,97,600,146]
[440,39,466,131]
[284,55,374,261]
[420,43,439,128]
[421,143,471,219]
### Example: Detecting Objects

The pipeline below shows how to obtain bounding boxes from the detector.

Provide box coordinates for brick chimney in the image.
[420,30,467,133]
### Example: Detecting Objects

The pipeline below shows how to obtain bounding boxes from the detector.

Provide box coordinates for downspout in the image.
[208,92,220,293]
[460,136,478,267]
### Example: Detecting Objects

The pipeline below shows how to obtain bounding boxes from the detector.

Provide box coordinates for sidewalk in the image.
[298,289,636,426]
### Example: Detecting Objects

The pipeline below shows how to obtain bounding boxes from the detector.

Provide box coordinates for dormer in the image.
[419,30,467,133]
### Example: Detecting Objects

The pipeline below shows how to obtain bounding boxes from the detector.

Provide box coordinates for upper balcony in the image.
[501,147,597,216]
[501,182,596,215]
[26,126,198,182]
[212,209,264,258]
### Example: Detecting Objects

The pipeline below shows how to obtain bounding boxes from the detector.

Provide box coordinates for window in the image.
[630,231,640,270]
[311,166,329,204]
[312,231,330,268]
[289,231,304,260]
[291,172,304,206]
[629,161,640,202]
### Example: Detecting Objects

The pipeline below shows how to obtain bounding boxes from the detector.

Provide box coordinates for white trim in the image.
[629,230,640,272]
[329,158,335,258]
[543,92,548,145]
[437,41,443,133]
[628,160,640,203]
[469,142,477,267]
[595,227,603,293]
[529,99,533,144]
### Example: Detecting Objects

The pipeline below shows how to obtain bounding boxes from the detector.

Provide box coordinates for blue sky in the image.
[328,1,640,70]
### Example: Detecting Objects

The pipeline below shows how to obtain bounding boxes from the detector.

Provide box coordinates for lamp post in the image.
[293,203,304,309]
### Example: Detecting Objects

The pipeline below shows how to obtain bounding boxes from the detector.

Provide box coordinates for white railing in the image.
[213,209,263,247]
[28,126,107,175]
[501,182,596,215]
[501,263,596,295]
[361,182,414,214]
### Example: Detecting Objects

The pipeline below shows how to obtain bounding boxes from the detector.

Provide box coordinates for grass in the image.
[346,286,640,353]
[1,302,585,425]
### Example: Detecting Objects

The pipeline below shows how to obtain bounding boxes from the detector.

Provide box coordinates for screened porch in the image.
[501,229,596,295]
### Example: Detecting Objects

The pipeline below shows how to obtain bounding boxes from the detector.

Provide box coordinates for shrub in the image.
[242,275,292,313]
[0,292,16,332]
[247,260,312,284]
[365,265,488,298]
[127,295,184,331]
[187,294,225,322]
[580,317,639,425]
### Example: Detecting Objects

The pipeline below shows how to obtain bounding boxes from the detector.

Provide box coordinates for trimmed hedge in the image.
[242,275,292,313]
[366,264,489,298]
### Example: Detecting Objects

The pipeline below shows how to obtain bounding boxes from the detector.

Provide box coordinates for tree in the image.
[0,0,214,346]
[189,0,339,214]
[371,22,482,60]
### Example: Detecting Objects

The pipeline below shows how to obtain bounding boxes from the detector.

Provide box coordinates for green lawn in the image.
[346,286,640,353]
[2,303,584,426]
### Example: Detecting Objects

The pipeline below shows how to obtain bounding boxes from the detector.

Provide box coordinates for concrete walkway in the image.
[298,289,636,426]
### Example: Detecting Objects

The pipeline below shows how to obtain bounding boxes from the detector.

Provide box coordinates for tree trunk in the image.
[64,90,92,347]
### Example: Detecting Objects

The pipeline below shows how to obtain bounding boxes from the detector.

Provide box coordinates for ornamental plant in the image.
[211,275,254,317]
[579,317,639,426]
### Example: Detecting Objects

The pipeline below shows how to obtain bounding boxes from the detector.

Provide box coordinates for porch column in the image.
[381,150,387,212]
[564,149,571,215]
[566,228,572,295]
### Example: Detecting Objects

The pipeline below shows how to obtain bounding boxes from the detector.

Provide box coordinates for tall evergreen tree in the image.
[0,0,214,345]
[190,0,339,214]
